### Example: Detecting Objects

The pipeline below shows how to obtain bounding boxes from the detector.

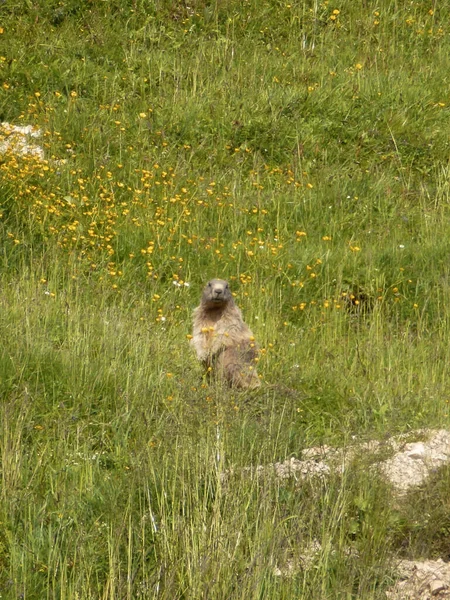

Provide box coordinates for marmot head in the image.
[201,278,233,308]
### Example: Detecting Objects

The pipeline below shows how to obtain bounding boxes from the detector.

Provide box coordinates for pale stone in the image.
[0,122,44,159]
[430,579,448,595]
[406,442,427,459]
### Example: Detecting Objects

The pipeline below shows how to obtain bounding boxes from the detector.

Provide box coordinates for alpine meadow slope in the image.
[1,1,450,598]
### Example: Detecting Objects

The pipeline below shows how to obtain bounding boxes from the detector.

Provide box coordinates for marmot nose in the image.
[214,289,222,296]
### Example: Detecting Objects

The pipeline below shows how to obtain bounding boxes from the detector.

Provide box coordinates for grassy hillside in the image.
[1,0,450,597]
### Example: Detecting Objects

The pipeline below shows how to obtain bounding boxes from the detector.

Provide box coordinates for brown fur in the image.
[191,279,261,389]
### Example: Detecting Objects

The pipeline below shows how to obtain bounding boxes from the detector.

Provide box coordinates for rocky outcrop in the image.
[387,559,450,599]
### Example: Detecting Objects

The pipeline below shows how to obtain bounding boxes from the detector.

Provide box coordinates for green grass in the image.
[1,0,450,597]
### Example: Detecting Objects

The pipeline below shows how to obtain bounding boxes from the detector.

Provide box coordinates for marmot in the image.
[191,279,261,389]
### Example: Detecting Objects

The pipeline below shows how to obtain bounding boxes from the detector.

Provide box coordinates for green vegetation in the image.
[1,0,450,597]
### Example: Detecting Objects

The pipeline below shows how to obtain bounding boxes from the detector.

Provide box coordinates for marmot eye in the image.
[208,282,212,287]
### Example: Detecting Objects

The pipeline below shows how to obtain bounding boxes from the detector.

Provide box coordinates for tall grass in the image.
[1,0,450,597]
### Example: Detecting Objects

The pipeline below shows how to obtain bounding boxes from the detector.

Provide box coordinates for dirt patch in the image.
[273,540,322,577]
[242,457,330,481]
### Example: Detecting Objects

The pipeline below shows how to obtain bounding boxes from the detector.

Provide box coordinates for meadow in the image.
[1,0,450,597]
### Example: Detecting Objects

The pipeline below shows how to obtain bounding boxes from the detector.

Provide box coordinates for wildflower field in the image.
[1,0,450,597]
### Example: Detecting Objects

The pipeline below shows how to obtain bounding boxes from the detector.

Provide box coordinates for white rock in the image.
[406,442,426,459]
[430,579,448,595]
